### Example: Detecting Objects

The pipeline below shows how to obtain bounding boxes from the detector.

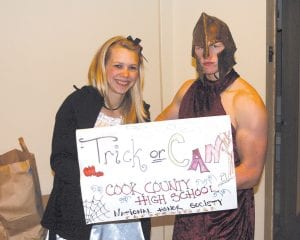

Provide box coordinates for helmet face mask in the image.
[192,12,237,79]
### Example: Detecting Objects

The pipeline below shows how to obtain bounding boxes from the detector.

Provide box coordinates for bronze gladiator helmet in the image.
[192,12,237,79]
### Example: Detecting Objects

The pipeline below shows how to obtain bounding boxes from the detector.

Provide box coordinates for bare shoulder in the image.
[229,77,267,127]
[155,79,195,121]
[175,79,195,100]
[167,78,196,113]
[232,77,266,108]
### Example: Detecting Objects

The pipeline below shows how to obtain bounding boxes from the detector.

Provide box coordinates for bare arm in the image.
[155,80,195,121]
[234,90,268,190]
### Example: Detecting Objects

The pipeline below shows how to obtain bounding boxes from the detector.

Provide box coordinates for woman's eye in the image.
[129,66,138,71]
[114,64,123,69]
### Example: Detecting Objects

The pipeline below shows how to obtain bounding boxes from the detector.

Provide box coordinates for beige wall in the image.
[0,0,266,239]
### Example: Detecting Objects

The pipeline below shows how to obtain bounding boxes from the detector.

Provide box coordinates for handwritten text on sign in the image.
[76,115,237,224]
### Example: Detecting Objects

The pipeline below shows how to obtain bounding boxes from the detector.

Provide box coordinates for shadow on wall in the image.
[151,215,174,227]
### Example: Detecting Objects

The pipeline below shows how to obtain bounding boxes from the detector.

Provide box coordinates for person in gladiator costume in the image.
[156,12,268,239]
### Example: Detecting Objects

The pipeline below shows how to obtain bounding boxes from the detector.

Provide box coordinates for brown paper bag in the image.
[0,137,46,240]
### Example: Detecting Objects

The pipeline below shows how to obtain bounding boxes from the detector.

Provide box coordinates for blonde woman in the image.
[42,36,151,240]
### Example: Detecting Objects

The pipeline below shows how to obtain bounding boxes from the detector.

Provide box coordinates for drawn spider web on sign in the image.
[83,196,110,224]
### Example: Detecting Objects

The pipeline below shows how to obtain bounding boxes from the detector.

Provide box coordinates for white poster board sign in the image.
[76,115,237,224]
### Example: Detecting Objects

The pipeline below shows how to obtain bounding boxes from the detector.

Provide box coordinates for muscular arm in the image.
[155,80,194,121]
[234,90,268,190]
[156,77,267,190]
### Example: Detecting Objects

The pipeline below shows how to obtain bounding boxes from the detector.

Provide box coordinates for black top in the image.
[41,86,151,240]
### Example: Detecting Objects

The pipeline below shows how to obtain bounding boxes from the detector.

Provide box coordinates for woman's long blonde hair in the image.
[88,36,148,123]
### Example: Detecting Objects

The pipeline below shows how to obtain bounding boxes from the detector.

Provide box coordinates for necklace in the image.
[103,98,124,111]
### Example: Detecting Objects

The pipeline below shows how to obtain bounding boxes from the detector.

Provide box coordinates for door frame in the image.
[265,0,276,239]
